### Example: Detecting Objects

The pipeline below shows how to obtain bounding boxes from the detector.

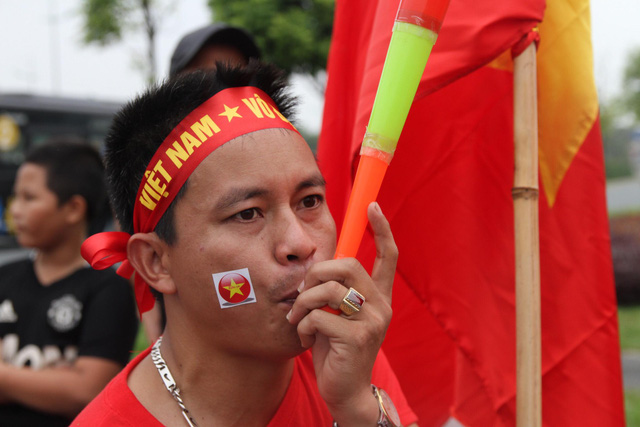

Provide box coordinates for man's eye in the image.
[234,208,260,221]
[301,195,322,209]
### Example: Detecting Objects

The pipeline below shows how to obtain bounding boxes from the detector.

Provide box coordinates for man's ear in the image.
[127,233,177,295]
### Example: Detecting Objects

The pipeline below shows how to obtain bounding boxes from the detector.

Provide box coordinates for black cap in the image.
[169,23,262,77]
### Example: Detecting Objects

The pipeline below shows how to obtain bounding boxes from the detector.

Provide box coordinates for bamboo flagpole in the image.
[512,42,541,427]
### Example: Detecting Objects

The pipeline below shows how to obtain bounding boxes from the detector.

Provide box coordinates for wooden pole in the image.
[512,42,541,427]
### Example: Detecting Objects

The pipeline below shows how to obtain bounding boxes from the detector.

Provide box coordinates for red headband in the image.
[82,86,299,314]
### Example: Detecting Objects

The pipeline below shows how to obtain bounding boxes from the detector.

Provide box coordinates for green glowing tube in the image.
[363,23,438,161]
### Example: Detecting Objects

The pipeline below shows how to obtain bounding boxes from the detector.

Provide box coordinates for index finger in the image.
[320,202,397,315]
[367,202,398,298]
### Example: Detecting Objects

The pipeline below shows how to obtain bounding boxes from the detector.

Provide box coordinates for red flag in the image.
[318,0,624,425]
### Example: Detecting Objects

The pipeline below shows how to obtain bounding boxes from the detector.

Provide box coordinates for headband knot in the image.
[81,232,155,315]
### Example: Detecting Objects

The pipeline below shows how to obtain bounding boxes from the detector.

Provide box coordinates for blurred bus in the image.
[0,93,120,249]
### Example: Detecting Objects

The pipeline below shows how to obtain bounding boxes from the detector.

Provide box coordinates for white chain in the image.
[151,336,199,427]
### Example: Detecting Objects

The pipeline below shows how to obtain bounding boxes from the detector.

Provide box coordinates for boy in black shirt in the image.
[0,142,138,426]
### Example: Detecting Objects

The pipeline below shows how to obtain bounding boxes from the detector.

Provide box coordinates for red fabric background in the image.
[318,0,624,425]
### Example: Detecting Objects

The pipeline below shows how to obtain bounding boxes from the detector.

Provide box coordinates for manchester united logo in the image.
[47,295,83,332]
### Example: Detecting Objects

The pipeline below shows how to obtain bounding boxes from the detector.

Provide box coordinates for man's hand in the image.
[287,202,398,426]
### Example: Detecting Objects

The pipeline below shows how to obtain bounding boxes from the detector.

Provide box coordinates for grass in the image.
[619,306,640,351]
[619,306,640,425]
[130,324,151,360]
[628,390,640,426]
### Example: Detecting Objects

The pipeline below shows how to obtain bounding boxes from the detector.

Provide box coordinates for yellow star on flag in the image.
[219,104,242,122]
[223,279,245,298]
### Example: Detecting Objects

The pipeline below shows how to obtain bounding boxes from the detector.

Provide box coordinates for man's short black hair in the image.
[105,61,296,244]
[24,140,110,235]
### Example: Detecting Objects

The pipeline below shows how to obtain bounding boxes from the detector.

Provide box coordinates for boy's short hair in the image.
[105,61,296,244]
[24,140,110,235]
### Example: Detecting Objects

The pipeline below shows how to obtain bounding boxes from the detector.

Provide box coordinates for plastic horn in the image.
[335,0,451,260]
[325,0,451,316]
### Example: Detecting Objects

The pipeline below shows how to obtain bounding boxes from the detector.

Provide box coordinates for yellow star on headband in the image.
[224,279,245,298]
[219,104,242,122]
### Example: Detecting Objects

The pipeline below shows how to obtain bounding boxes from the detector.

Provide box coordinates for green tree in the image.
[207,0,334,92]
[623,47,640,123]
[81,0,164,85]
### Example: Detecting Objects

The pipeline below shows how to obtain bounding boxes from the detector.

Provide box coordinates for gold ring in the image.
[339,287,365,316]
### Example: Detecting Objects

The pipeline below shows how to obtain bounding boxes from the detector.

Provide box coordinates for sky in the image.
[0,0,639,134]
[590,0,640,103]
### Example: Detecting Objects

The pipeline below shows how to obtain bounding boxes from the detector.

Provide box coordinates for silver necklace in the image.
[151,336,199,427]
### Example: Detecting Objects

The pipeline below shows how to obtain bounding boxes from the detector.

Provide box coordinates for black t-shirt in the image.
[0,258,139,427]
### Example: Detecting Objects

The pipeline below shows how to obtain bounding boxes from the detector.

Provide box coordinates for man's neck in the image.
[131,329,296,427]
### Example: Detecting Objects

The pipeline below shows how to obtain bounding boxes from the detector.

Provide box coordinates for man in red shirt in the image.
[75,61,417,427]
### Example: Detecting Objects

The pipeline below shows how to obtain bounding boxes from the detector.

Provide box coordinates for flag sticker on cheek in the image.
[212,268,257,309]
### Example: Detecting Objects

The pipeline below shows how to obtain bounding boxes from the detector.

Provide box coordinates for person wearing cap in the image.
[169,23,261,77]
[73,62,418,426]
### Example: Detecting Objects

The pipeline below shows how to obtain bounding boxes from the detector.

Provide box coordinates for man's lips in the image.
[279,289,299,305]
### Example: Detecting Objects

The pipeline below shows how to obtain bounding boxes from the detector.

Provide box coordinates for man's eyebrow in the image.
[216,187,268,211]
[215,175,326,211]
[296,174,326,192]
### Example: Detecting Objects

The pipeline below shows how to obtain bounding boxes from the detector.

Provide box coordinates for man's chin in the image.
[276,328,309,359]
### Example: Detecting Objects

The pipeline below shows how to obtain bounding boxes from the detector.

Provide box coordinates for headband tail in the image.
[134,273,157,317]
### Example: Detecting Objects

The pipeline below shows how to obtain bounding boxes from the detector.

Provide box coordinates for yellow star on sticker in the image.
[218,104,242,122]
[223,279,245,298]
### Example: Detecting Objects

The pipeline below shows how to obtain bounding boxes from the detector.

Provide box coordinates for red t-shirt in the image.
[72,347,417,426]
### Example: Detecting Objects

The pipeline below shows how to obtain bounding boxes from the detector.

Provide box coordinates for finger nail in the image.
[374,202,382,214]
[286,309,292,321]
[297,281,305,293]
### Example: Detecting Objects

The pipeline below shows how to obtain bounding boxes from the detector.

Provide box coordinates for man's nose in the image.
[273,208,317,266]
